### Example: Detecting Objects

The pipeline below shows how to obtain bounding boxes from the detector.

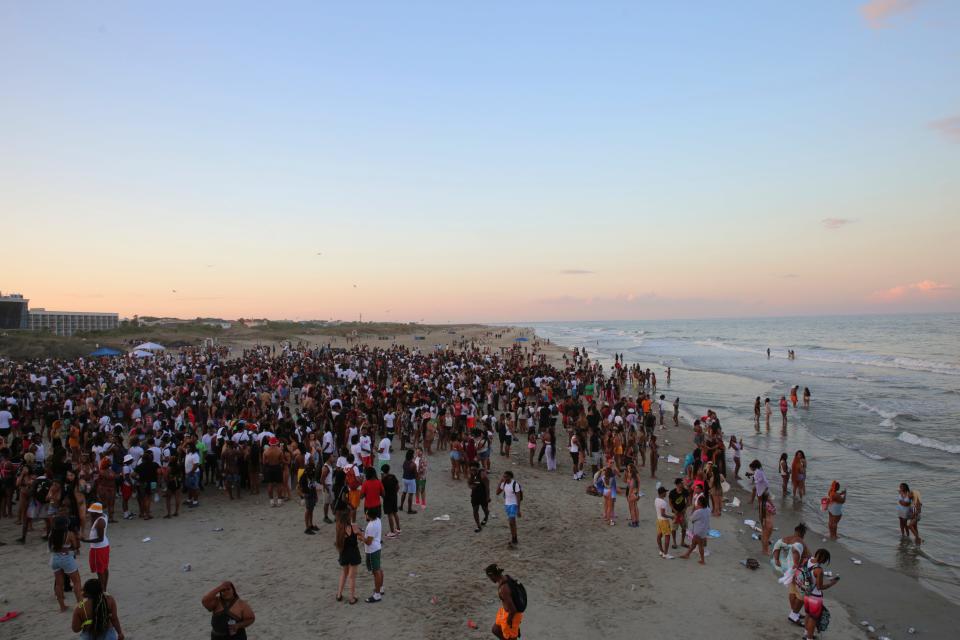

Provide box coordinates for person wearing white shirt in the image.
[377,436,392,472]
[496,471,523,546]
[362,509,384,603]
[184,445,201,507]
[655,486,674,559]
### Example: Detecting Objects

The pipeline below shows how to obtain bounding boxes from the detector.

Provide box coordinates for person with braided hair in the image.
[71,578,124,640]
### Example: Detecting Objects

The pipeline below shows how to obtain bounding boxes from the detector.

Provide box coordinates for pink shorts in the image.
[803,595,823,620]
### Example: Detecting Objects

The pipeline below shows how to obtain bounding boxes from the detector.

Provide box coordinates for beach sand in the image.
[1,329,955,639]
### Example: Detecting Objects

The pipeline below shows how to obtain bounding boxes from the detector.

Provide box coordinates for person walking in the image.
[485,564,525,640]
[496,471,523,547]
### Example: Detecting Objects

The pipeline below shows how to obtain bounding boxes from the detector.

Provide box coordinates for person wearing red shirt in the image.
[361,467,384,517]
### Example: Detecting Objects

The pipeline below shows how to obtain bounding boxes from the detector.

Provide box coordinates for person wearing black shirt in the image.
[668,478,690,549]
[134,451,160,520]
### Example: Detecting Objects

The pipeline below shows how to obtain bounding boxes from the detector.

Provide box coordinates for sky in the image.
[2,1,959,323]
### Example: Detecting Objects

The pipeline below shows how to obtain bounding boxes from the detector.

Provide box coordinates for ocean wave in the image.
[897,431,960,455]
[687,336,960,376]
[856,400,920,426]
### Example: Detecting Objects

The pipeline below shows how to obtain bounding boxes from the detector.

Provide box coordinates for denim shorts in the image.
[403,479,417,493]
[50,552,78,574]
[504,504,518,519]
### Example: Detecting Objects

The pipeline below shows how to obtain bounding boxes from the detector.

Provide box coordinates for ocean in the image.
[523,314,960,602]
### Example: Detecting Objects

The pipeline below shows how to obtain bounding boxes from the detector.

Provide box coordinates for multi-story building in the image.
[0,293,30,329]
[28,309,119,336]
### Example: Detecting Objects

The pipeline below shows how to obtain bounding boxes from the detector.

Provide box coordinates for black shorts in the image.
[264,465,282,484]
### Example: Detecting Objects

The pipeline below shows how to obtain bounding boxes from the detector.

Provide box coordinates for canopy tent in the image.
[513,337,529,342]
[89,347,122,357]
[131,349,155,358]
[132,342,166,352]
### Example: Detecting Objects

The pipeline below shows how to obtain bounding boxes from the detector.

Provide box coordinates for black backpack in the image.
[505,576,527,613]
[34,477,52,504]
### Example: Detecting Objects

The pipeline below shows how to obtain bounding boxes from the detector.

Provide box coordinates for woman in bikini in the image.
[824,481,846,540]
[71,578,124,640]
[778,453,790,496]
[625,463,641,528]
[791,450,807,501]
[202,580,255,640]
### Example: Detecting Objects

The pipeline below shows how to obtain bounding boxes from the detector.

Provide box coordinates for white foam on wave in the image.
[897,431,960,455]
[693,339,765,355]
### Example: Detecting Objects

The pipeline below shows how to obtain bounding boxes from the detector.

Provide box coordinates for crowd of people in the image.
[0,337,925,640]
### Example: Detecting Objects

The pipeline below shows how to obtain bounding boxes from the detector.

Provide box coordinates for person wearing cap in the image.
[262,436,284,507]
[81,502,111,590]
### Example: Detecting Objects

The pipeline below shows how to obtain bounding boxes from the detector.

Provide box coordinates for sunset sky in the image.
[2,1,958,322]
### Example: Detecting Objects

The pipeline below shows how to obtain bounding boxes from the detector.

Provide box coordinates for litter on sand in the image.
[211,527,224,532]
[729,497,741,507]
[467,619,479,629]
[743,519,756,527]
[708,529,722,538]
[851,558,863,565]
[142,537,152,543]
[666,455,680,464]
[433,515,451,522]
[751,533,761,540]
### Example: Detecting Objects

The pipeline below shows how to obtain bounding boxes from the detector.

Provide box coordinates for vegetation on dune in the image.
[0,321,491,360]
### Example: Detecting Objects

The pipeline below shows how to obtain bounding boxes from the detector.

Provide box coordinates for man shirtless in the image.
[262,437,284,507]
[486,564,523,640]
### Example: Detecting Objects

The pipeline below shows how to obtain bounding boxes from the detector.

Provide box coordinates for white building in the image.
[29,309,119,336]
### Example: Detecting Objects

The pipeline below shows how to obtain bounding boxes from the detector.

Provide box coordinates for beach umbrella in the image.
[131,349,154,358]
[89,347,122,357]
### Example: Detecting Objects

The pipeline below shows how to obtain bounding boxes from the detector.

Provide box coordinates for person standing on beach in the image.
[81,502,110,591]
[897,483,922,544]
[680,495,710,564]
[673,397,679,427]
[72,578,124,640]
[654,486,674,559]
[791,451,806,501]
[798,549,839,640]
[496,470,522,547]
[754,397,761,428]
[803,387,811,409]
[773,522,810,626]
[648,434,658,479]
[485,564,524,640]
[262,437,284,507]
[400,450,417,515]
[335,510,362,604]
[469,461,490,533]
[824,481,846,540]
[299,461,319,535]
[362,507,384,603]
[380,464,400,538]
[790,386,799,409]
[203,581,254,640]
[765,398,772,429]
[778,453,790,496]
[779,396,788,428]
[669,477,689,548]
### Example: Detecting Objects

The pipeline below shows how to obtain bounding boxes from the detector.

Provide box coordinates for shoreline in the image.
[0,325,955,639]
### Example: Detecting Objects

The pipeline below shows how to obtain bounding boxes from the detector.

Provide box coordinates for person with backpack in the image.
[797,548,839,640]
[496,471,523,547]
[485,564,526,640]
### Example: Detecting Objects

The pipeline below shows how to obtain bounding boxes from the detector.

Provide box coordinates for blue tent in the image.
[514,337,529,342]
[89,347,122,357]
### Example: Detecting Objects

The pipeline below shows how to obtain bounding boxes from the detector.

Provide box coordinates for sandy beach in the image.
[1,327,956,640]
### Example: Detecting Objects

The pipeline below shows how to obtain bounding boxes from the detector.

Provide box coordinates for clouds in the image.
[871,279,952,301]
[559,269,594,275]
[822,218,854,230]
[860,0,922,28]
[930,116,960,143]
